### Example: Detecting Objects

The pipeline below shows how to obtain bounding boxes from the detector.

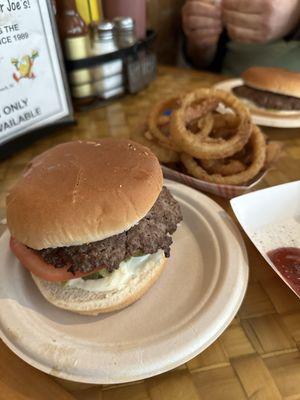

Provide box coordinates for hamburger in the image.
[233,67,300,112]
[6,138,182,315]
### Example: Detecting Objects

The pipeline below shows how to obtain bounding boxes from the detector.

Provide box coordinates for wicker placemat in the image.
[0,66,299,400]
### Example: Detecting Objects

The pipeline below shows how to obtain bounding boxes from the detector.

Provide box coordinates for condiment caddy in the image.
[56,1,156,108]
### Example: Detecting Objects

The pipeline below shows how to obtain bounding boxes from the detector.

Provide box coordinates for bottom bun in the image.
[31,252,167,315]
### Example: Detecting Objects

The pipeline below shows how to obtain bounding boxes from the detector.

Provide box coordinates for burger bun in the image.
[31,252,167,315]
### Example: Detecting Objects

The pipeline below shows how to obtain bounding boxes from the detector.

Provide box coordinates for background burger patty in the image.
[37,187,182,274]
[233,85,300,110]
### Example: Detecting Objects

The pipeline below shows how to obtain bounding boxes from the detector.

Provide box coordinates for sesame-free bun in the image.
[31,252,166,315]
[6,138,163,250]
[242,67,300,98]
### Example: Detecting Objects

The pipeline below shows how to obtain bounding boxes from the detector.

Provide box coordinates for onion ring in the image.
[171,89,252,159]
[185,98,219,124]
[201,113,240,141]
[148,97,181,151]
[148,97,218,150]
[180,124,266,185]
[201,159,246,176]
[157,115,170,125]
[186,99,219,137]
[186,113,214,137]
[131,121,179,163]
[200,122,249,175]
[197,113,214,137]
[212,113,239,130]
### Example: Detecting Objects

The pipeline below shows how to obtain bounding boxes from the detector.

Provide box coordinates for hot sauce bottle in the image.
[56,0,94,104]
[56,0,91,61]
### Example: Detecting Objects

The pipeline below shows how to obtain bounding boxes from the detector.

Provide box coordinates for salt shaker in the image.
[113,17,137,49]
[91,21,124,97]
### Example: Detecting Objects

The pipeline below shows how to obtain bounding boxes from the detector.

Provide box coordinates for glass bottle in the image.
[56,0,94,102]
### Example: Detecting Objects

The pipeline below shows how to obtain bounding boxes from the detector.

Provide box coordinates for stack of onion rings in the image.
[131,88,281,186]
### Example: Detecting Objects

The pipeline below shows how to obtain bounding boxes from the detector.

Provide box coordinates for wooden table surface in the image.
[0,66,300,400]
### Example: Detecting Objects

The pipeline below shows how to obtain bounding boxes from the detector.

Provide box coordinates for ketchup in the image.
[267,247,300,294]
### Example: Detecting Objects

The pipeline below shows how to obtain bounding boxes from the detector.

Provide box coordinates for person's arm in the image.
[222,0,300,44]
[182,0,223,68]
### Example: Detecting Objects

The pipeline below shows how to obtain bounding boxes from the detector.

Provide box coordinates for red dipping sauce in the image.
[267,247,300,295]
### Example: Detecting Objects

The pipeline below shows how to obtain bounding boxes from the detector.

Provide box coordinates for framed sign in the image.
[0,0,73,147]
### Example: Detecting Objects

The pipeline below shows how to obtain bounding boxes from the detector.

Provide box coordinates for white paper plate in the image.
[0,181,248,384]
[214,78,300,128]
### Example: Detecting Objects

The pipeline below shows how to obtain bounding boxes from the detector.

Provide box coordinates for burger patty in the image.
[37,187,182,274]
[233,85,300,111]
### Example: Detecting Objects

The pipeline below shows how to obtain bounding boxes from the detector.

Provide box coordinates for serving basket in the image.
[162,165,268,199]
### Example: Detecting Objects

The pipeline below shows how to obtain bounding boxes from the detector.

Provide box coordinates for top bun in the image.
[242,67,300,98]
[6,138,163,249]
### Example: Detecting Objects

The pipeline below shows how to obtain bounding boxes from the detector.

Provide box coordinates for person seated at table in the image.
[182,0,300,75]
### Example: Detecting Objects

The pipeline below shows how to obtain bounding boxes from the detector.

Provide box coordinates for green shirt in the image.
[222,40,300,76]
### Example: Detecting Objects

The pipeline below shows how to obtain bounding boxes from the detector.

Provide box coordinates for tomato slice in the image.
[10,237,102,282]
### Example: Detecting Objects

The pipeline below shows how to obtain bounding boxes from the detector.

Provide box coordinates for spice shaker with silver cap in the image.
[113,17,137,48]
[91,20,124,97]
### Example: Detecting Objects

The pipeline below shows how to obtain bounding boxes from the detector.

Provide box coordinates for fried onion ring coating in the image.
[181,124,266,185]
[171,89,252,159]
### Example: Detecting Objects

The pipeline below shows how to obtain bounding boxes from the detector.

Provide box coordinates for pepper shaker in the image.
[113,17,137,49]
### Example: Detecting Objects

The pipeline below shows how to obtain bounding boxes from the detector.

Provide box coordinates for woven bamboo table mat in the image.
[0,66,300,400]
